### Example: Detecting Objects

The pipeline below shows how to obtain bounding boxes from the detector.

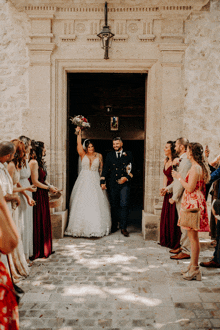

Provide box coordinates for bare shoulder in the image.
[163,158,167,166]
[7,162,15,171]
[29,159,38,168]
[96,152,102,159]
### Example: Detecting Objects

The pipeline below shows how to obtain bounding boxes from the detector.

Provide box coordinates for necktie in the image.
[117,152,121,159]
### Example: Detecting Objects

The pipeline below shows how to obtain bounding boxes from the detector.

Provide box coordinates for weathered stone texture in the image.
[184,7,220,159]
[0,0,30,141]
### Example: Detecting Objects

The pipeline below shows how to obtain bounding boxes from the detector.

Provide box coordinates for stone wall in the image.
[0,0,29,141]
[184,2,220,160]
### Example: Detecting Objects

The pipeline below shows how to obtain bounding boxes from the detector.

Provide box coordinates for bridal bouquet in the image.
[70,115,91,132]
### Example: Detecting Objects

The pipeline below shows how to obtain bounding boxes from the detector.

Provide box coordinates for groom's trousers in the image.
[109,184,130,230]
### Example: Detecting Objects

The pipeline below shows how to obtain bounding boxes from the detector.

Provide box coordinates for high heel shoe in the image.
[181,263,191,275]
[183,266,202,281]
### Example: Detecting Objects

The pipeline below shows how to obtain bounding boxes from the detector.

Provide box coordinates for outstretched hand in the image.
[76,126,81,134]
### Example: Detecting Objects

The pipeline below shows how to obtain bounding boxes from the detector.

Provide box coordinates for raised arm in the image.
[76,127,86,159]
[210,166,220,184]
[210,155,220,168]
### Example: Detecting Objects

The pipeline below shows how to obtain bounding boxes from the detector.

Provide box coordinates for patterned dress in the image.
[179,166,210,232]
[0,261,19,330]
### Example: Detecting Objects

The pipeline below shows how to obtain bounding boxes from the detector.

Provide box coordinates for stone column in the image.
[142,44,187,240]
[26,12,55,175]
[25,12,68,237]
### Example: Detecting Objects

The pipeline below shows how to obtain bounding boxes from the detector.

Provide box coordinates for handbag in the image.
[179,207,201,230]
[179,170,201,230]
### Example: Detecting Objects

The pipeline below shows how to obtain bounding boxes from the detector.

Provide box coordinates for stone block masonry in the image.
[0,0,30,142]
[184,6,220,159]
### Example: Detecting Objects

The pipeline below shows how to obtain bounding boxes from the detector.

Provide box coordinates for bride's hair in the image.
[188,142,210,183]
[85,139,95,151]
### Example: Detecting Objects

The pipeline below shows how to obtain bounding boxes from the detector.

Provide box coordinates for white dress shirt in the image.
[0,162,13,208]
[116,149,123,158]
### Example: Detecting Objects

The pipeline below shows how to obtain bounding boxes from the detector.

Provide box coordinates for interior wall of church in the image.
[0,0,30,142]
[184,4,220,160]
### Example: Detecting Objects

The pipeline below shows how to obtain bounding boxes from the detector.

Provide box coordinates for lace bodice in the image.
[82,155,99,172]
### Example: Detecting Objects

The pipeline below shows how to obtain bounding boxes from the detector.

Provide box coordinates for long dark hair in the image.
[166,141,177,161]
[188,142,210,183]
[30,140,46,170]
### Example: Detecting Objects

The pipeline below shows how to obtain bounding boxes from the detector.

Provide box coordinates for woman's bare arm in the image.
[173,165,200,193]
[0,187,19,254]
[76,127,86,159]
[29,160,50,190]
[98,153,103,176]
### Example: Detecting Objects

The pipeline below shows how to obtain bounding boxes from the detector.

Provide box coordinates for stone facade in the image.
[0,0,220,239]
[184,6,220,158]
[0,0,30,141]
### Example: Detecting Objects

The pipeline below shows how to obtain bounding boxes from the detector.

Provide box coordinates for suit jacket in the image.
[166,153,192,204]
[209,166,220,199]
[101,150,133,188]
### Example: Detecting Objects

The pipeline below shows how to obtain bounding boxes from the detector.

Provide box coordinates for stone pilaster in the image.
[26,10,55,177]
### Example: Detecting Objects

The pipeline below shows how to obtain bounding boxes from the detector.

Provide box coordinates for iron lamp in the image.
[97,2,114,59]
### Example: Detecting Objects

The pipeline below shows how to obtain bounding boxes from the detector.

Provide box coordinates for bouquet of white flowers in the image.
[70,115,91,134]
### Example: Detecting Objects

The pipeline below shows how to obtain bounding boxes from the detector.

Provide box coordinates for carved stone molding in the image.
[10,0,210,15]
[27,43,56,65]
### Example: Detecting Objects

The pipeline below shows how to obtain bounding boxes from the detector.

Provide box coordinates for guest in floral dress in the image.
[0,185,19,330]
[172,142,210,281]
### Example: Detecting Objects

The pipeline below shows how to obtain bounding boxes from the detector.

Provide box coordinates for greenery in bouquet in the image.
[70,115,91,129]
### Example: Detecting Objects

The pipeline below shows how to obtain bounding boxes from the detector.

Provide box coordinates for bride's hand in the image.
[75,126,81,134]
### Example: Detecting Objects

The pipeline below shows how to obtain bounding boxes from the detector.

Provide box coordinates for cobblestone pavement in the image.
[18,227,220,330]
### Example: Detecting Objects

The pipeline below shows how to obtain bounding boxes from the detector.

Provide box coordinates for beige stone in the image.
[1,0,219,240]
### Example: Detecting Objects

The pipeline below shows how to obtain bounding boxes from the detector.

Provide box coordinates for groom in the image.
[101,137,133,237]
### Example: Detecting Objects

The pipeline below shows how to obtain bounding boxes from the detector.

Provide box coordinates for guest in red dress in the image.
[29,141,58,260]
[159,141,181,249]
[0,185,19,330]
[172,143,211,281]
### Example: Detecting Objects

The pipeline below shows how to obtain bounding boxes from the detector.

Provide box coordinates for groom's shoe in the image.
[121,229,129,237]
[111,227,118,233]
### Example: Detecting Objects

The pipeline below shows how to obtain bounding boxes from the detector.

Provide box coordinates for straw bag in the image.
[179,207,201,230]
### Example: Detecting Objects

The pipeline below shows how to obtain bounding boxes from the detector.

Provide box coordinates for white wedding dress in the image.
[65,155,111,237]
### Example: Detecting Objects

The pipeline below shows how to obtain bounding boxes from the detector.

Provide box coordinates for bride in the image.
[65,127,111,237]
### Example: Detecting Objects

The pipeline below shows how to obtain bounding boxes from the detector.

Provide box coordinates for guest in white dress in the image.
[65,127,111,238]
[19,136,35,261]
[7,139,36,280]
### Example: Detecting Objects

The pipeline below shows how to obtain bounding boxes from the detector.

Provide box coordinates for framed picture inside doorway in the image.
[110,116,119,131]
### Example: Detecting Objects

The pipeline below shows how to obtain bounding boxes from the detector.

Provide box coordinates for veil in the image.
[77,139,88,175]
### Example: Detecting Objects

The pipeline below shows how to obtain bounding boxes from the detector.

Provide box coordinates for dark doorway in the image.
[67,73,146,230]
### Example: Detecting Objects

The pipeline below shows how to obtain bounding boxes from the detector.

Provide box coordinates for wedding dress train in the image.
[65,155,111,237]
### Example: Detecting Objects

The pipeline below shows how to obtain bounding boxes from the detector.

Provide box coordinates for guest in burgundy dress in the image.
[159,141,181,249]
[29,141,58,260]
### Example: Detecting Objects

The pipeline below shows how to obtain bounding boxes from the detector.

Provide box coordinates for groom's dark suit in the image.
[101,150,133,231]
